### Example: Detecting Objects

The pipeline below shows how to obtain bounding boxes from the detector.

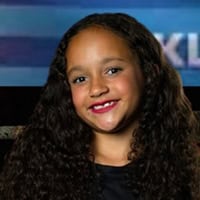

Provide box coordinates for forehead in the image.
[65,26,134,61]
[68,25,124,42]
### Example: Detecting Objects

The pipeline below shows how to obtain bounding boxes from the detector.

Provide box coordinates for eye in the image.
[107,67,122,75]
[72,76,87,84]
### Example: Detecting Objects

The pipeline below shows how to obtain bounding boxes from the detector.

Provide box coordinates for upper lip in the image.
[88,99,118,109]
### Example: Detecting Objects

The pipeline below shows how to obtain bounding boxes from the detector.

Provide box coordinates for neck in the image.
[92,126,136,166]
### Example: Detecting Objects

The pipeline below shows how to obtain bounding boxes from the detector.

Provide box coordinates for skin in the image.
[66,26,144,165]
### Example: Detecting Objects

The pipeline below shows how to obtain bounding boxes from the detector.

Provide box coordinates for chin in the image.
[96,116,137,134]
[94,124,126,135]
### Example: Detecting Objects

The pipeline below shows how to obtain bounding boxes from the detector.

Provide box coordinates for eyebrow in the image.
[101,57,126,65]
[67,57,126,76]
[67,66,83,77]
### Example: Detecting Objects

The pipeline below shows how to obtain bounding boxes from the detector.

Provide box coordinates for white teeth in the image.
[94,105,104,110]
[93,101,114,110]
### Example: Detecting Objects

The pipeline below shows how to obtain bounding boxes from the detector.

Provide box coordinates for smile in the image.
[90,100,118,113]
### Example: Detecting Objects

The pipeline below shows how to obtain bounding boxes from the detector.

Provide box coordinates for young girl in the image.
[0,13,199,200]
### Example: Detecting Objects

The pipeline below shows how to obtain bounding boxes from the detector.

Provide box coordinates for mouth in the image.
[89,100,118,113]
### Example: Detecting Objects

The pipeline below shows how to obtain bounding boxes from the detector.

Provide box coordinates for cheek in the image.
[119,75,143,101]
[71,87,85,109]
[116,76,135,94]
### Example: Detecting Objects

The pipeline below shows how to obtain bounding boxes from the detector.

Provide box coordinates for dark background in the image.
[0,86,199,126]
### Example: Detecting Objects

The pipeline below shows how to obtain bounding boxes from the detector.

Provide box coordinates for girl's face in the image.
[66,26,144,135]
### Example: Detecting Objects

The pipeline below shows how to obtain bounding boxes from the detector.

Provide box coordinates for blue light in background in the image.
[0,0,200,86]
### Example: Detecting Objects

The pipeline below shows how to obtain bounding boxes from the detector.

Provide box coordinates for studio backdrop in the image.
[0,0,200,87]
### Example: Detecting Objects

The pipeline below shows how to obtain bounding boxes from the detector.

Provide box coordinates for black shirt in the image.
[95,163,137,200]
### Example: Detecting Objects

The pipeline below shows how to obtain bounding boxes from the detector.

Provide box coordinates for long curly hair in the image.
[0,13,199,200]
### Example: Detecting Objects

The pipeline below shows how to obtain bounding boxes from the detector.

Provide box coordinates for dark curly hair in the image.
[0,13,199,200]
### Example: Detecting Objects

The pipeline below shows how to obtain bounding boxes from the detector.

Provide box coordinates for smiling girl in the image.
[0,13,199,200]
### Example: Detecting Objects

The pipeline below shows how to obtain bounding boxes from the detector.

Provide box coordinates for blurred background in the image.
[0,0,200,125]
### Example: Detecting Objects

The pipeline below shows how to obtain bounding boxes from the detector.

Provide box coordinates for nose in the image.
[89,77,109,98]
